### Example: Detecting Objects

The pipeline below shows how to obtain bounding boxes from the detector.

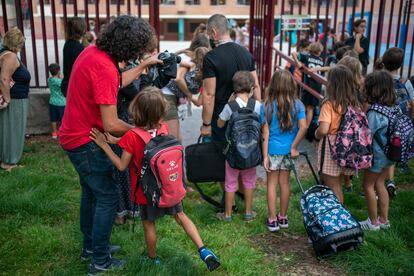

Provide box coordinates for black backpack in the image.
[224,98,262,170]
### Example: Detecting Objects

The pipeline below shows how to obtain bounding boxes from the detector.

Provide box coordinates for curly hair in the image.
[96,15,157,62]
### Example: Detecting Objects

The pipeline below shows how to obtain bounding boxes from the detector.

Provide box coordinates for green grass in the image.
[0,138,413,275]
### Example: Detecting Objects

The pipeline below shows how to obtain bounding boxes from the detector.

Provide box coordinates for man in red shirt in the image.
[60,16,161,274]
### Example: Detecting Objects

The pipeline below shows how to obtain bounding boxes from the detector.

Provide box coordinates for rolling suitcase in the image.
[288,153,364,258]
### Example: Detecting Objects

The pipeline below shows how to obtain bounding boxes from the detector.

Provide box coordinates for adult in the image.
[201,14,260,141]
[0,27,31,171]
[59,16,160,274]
[346,18,370,75]
[61,17,86,96]
[161,33,210,140]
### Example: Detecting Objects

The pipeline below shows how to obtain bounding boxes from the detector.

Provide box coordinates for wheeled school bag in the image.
[185,137,225,209]
[224,98,262,170]
[369,104,414,163]
[132,125,186,208]
[289,153,364,258]
[328,106,373,170]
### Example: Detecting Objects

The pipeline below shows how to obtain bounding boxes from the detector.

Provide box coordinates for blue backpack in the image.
[224,98,262,170]
[394,77,412,116]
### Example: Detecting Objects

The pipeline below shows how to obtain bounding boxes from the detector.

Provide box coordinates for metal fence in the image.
[0,0,160,88]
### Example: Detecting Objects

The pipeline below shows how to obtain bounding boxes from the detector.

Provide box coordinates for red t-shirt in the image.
[118,124,169,205]
[60,45,119,150]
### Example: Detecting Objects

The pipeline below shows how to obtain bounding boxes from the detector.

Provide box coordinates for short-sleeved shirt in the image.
[260,100,306,155]
[318,101,344,135]
[48,77,66,106]
[203,42,255,121]
[219,96,261,121]
[118,124,169,205]
[59,46,119,150]
[345,36,370,67]
[298,52,324,93]
[162,53,192,96]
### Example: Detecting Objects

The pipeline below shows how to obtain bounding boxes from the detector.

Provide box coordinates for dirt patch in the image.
[252,232,343,275]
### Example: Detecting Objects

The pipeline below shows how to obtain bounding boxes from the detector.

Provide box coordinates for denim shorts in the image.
[370,154,394,173]
[49,104,65,122]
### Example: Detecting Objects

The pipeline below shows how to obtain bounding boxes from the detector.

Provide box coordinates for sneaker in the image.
[51,132,58,139]
[266,218,280,232]
[81,245,122,261]
[199,247,221,272]
[87,258,126,275]
[243,211,257,222]
[378,218,391,230]
[215,212,232,222]
[386,180,397,197]
[360,218,380,231]
[277,214,289,229]
[140,255,161,266]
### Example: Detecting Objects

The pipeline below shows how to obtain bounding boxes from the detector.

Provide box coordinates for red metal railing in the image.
[0,0,160,88]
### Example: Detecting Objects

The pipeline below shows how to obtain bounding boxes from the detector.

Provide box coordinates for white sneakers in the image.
[360,217,391,231]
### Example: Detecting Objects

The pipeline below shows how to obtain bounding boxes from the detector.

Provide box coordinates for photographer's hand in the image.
[142,54,163,68]
[120,55,162,88]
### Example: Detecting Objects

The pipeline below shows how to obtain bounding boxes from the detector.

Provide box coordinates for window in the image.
[190,22,201,33]
[237,0,250,5]
[314,0,330,7]
[341,0,359,7]
[167,22,178,33]
[185,0,200,4]
[161,0,175,4]
[211,0,226,5]
[289,0,306,5]
[110,0,125,4]
[136,0,149,4]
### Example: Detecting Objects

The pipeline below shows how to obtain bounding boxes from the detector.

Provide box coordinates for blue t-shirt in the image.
[260,100,306,155]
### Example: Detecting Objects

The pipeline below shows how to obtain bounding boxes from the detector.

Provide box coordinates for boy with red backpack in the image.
[90,87,220,271]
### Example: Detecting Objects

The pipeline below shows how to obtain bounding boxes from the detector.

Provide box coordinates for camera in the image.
[139,50,182,89]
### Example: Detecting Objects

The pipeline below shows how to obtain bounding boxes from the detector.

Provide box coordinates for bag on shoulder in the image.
[393,77,412,117]
[132,125,186,208]
[224,98,262,170]
[329,106,373,169]
[369,104,414,163]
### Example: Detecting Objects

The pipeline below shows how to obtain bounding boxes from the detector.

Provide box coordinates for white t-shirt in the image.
[219,96,261,121]
[161,53,192,96]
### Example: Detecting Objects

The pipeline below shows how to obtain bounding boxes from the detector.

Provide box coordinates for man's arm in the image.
[201,77,216,136]
[250,70,261,101]
[100,105,133,136]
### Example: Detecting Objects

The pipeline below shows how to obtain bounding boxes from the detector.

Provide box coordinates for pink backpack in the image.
[328,106,373,170]
[132,125,186,208]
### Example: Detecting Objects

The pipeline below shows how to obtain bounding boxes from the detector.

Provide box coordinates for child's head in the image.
[265,69,298,131]
[193,46,210,81]
[335,45,353,61]
[332,41,345,53]
[308,42,323,56]
[326,65,360,113]
[82,32,95,48]
[129,87,167,130]
[343,49,359,59]
[232,71,255,94]
[297,39,310,52]
[364,71,396,107]
[374,47,404,72]
[48,63,60,77]
[338,56,362,89]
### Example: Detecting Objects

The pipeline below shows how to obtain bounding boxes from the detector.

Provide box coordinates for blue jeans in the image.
[66,142,119,265]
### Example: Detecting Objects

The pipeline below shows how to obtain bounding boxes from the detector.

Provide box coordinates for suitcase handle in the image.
[287,152,321,195]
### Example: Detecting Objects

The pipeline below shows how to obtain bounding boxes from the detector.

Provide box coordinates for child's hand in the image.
[263,156,271,172]
[228,92,236,102]
[89,128,107,148]
[297,62,303,69]
[290,147,299,158]
[104,132,120,144]
[309,67,320,73]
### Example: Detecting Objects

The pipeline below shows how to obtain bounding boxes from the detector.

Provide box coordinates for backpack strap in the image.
[228,100,240,113]
[131,128,153,144]
[246,97,256,111]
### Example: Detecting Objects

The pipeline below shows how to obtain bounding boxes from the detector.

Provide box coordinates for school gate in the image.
[0,0,413,89]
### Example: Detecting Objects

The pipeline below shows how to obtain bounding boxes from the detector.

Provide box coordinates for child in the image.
[47,63,65,139]
[215,71,261,222]
[315,65,361,203]
[89,87,221,271]
[375,47,414,196]
[292,42,325,128]
[261,70,307,231]
[286,39,310,83]
[360,71,394,230]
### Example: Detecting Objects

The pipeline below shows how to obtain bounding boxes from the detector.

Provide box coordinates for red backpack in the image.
[132,125,186,208]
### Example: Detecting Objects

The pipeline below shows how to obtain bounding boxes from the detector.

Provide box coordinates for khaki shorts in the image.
[163,94,178,121]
